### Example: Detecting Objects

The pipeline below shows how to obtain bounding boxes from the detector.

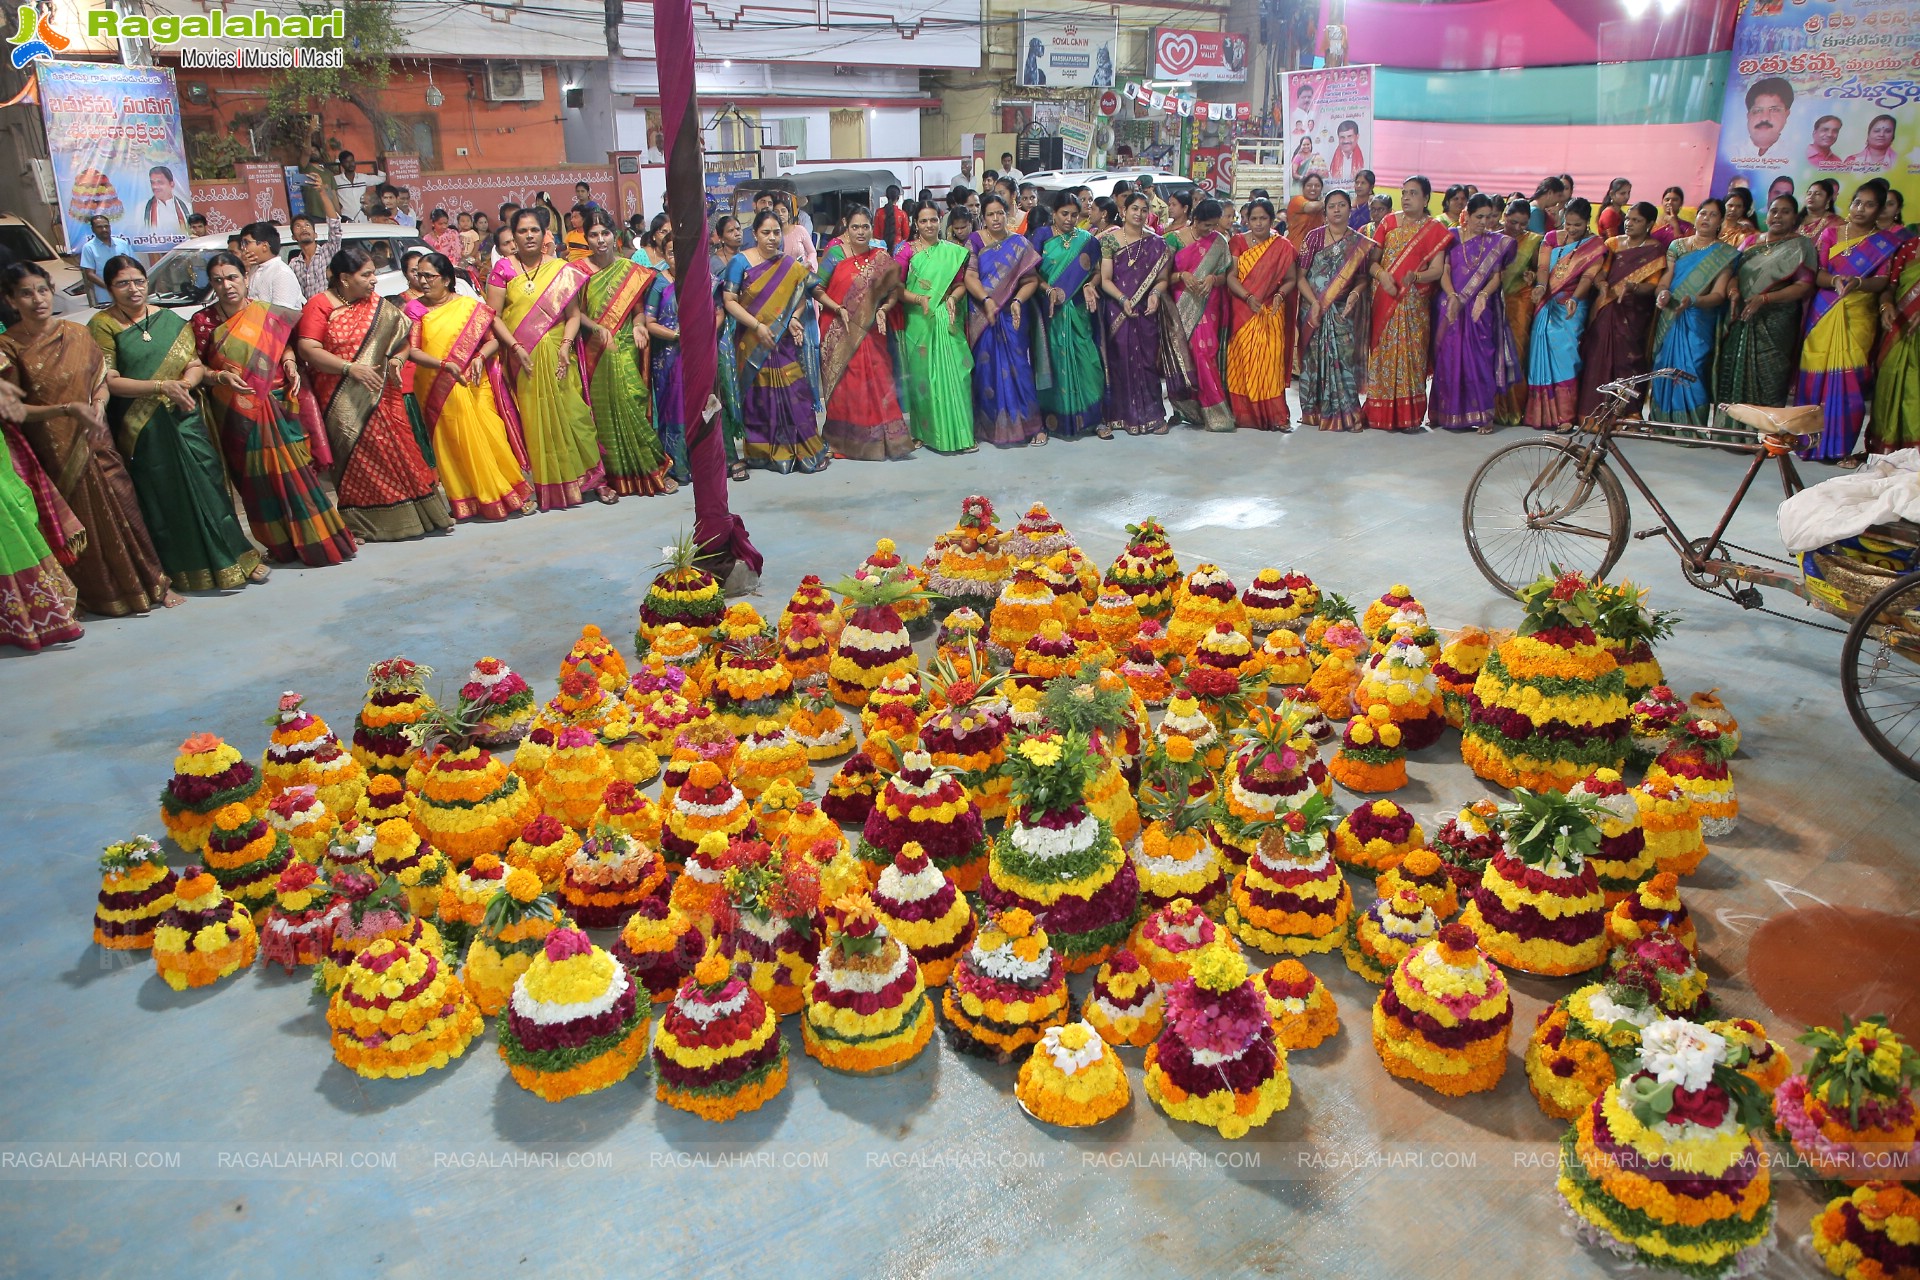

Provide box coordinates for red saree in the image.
[1365,212,1453,430]
[818,245,911,460]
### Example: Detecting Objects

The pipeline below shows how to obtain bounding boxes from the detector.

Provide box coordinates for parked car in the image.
[141,223,473,319]
[0,214,88,317]
[724,168,905,245]
[1021,169,1197,207]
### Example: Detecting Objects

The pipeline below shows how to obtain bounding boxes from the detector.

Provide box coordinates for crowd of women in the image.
[0,167,1913,656]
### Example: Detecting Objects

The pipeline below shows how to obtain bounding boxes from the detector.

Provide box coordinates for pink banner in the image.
[1370,119,1720,205]
[1330,0,1739,71]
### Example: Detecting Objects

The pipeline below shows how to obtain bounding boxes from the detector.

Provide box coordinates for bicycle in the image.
[1461,369,1920,781]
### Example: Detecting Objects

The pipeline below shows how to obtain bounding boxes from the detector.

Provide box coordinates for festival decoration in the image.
[927,495,1012,614]
[1328,705,1407,794]
[1433,627,1492,730]
[1131,897,1238,987]
[651,944,791,1122]
[856,750,989,890]
[1333,799,1424,875]
[1607,872,1696,956]
[261,691,366,815]
[456,658,535,748]
[1132,735,1228,911]
[497,927,653,1102]
[1377,847,1459,921]
[259,860,345,972]
[941,906,1072,1062]
[1081,950,1163,1048]
[151,866,257,991]
[1103,517,1181,620]
[801,893,935,1074]
[1213,703,1328,862]
[1257,960,1340,1051]
[1811,1182,1920,1280]
[1570,769,1654,904]
[637,531,725,654]
[1633,775,1710,877]
[718,836,822,1017]
[1344,886,1439,985]
[1017,1020,1132,1127]
[1775,1016,1920,1189]
[1648,719,1739,837]
[350,658,436,779]
[1591,579,1676,704]
[559,824,667,929]
[328,935,483,1079]
[1144,943,1292,1139]
[202,801,296,914]
[822,748,884,826]
[264,787,331,865]
[1629,684,1690,768]
[1225,791,1354,955]
[1372,921,1512,1096]
[1430,797,1508,892]
[1004,502,1075,562]
[1460,787,1610,976]
[159,733,264,855]
[1355,632,1446,750]
[93,836,177,951]
[1243,569,1318,636]
[611,897,707,1005]
[828,571,924,709]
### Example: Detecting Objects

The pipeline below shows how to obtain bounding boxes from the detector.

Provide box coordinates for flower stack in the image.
[1648,719,1739,837]
[1524,972,1671,1121]
[1610,929,1710,1019]
[1009,619,1080,696]
[264,786,331,864]
[558,825,666,929]
[328,935,484,1080]
[717,836,822,1017]
[464,868,566,1015]
[918,658,1014,822]
[710,632,794,736]
[779,574,844,646]
[1032,551,1092,628]
[1710,1020,1792,1097]
[1132,736,1229,912]
[828,572,923,709]
[644,625,712,694]
[1119,638,1174,709]
[1369,602,1440,664]
[1305,619,1368,719]
[410,745,538,869]
[1606,872,1695,955]
[1559,1019,1777,1277]
[1212,705,1328,865]
[435,852,508,945]
[800,893,935,1074]
[1687,690,1740,751]
[367,817,447,919]
[661,760,751,882]
[1328,705,1407,794]
[753,778,805,846]
[1036,668,1143,841]
[652,945,790,1121]
[731,720,810,802]
[534,662,622,741]
[1372,921,1513,1096]
[636,531,725,655]
[319,873,440,995]
[1088,586,1143,656]
[933,608,989,679]
[1144,944,1292,1139]
[1377,847,1460,922]
[350,658,435,779]
[497,927,653,1102]
[159,733,264,856]
[855,750,988,890]
[982,732,1140,972]
[1103,517,1181,620]
[941,907,1072,1061]
[1430,798,1508,892]
[1243,569,1314,637]
[1333,799,1424,876]
[1433,628,1493,730]
[202,801,296,914]
[1633,775,1710,877]
[562,623,630,696]
[1017,1021,1132,1127]
[859,696,924,777]
[822,749,884,827]
[1354,633,1446,750]
[1463,569,1632,791]
[1004,502,1074,562]
[776,799,852,869]
[505,814,581,892]
[597,705,661,791]
[1304,591,1356,656]
[868,842,974,988]
[1344,887,1439,985]
[1165,565,1245,660]
[1362,584,1420,637]
[778,611,832,689]
[1592,578,1675,704]
[454,658,535,748]
[258,860,344,972]
[1225,792,1354,956]
[1132,898,1238,987]
[1628,684,1689,767]
[1159,691,1224,775]
[851,538,932,636]
[611,898,707,1005]
[1258,961,1340,1052]
[93,836,177,952]
[534,727,613,831]
[1569,769,1654,904]
[1261,630,1313,701]
[1081,951,1163,1048]
[152,866,257,991]
[659,714,738,803]
[1461,787,1610,977]
[1812,1183,1920,1280]
[925,496,1012,616]
[778,687,850,763]
[261,692,367,816]
[1776,1016,1920,1188]
[1183,626,1263,727]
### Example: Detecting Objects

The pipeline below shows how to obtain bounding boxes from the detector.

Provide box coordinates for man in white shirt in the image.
[999,151,1023,182]
[238,222,305,311]
[332,151,383,223]
[140,165,193,235]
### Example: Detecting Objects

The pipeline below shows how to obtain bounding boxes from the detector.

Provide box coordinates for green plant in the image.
[260,1,407,161]
[186,129,256,181]
[1496,787,1606,869]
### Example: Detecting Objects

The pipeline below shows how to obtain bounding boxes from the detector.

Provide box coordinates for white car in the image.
[142,223,475,318]
[1021,169,1197,206]
[0,214,88,317]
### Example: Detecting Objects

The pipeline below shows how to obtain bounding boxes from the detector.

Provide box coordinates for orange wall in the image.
[175,62,570,173]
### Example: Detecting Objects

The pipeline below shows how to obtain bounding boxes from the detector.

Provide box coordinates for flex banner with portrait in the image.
[1710,0,1917,218]
[1281,66,1376,200]
[36,62,194,253]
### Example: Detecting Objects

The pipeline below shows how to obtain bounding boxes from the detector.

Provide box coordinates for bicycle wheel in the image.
[1840,570,1920,782]
[1462,440,1629,597]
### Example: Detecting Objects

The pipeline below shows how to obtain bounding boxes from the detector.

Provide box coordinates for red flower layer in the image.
[822,792,876,826]
[919,713,1009,755]
[1589,1103,1758,1199]
[808,963,919,1015]
[661,991,763,1049]
[675,781,740,811]
[159,898,240,933]
[1488,849,1603,900]
[1235,766,1315,800]
[506,980,638,1051]
[338,956,439,1013]
[97,872,178,912]
[1262,970,1315,1002]
[1466,695,1629,745]
[1596,829,1647,865]
[1431,661,1472,686]
[729,919,820,967]
[207,820,271,853]
[1378,985,1511,1048]
[655,1029,781,1090]
[1811,1090,1916,1133]
[871,880,958,925]
[840,638,914,669]
[859,805,985,866]
[1832,1202,1920,1272]
[1653,752,1727,783]
[353,726,413,758]
[1187,582,1236,603]
[166,762,257,807]
[982,860,1139,937]
[1617,898,1689,932]
[1346,805,1415,845]
[1242,878,1345,918]
[954,952,1065,1002]
[1248,857,1342,892]
[1470,889,1604,944]
[564,889,661,930]
[1531,624,1599,648]
[1155,1020,1280,1095]
[611,931,706,1003]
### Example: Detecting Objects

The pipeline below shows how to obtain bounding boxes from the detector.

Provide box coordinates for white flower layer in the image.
[1008,814,1098,863]
[512,957,629,1024]
[1133,840,1215,877]
[267,735,336,761]
[737,911,791,945]
[1190,1041,1253,1068]
[971,940,1051,984]
[821,943,910,994]
[887,768,946,799]
[467,665,511,689]
[1093,985,1162,1023]
[268,804,321,832]
[1256,838,1330,876]
[876,859,947,904]
[1586,991,1658,1032]
[1272,995,1308,1016]
[839,622,909,652]
[1042,1022,1108,1075]
[264,903,346,939]
[676,982,751,1027]
[674,793,745,820]
[791,723,853,749]
[1637,1018,1726,1094]
[1374,905,1435,942]
[1228,773,1313,817]
[1158,708,1216,742]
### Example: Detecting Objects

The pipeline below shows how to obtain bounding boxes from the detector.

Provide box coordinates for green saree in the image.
[899,241,975,452]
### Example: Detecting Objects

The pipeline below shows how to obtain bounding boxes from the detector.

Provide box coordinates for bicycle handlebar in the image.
[1596,368,1696,403]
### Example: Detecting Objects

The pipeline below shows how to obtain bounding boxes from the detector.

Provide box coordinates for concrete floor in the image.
[3,417,1915,1279]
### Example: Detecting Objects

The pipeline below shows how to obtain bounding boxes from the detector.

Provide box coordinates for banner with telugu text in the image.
[35,62,193,253]
[1282,66,1375,201]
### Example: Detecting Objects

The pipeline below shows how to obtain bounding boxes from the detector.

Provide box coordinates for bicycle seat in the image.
[1725,403,1822,438]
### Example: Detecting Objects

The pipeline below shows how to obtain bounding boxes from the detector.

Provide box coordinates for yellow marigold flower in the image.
[1191,943,1248,993]
[696,830,729,859]
[1012,936,1043,962]
[693,944,731,987]
[1057,1022,1094,1052]
[1351,721,1375,745]
[1366,703,1391,724]
[1019,737,1063,767]
[1000,907,1037,938]
[876,537,896,555]
[505,867,542,903]
[1379,723,1403,747]
[1369,800,1397,818]
[1164,735,1196,764]
[472,854,502,875]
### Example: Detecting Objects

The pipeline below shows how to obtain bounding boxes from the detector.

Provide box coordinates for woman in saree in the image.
[1295,189,1377,432]
[1494,199,1542,426]
[1714,195,1816,416]
[1164,198,1236,432]
[298,246,454,540]
[1651,187,1694,248]
[719,210,830,474]
[1594,179,1632,240]
[87,256,265,592]
[816,207,912,460]
[1574,201,1664,421]
[1431,195,1519,434]
[1161,191,1193,247]
[1098,192,1171,436]
[643,272,693,483]
[576,210,675,494]
[1798,182,1900,462]
[1720,189,1759,249]
[1364,176,1452,430]
[1868,231,1920,452]
[487,208,610,507]
[1649,199,1739,431]
[1033,193,1107,441]
[1439,184,1470,230]
[0,262,177,614]
[1286,174,1326,255]
[562,209,591,263]
[962,193,1044,447]
[898,203,976,454]
[631,214,674,278]
[1523,197,1608,430]
[406,252,535,521]
[1224,198,1297,431]
[0,416,83,650]
[1800,179,1842,244]
[193,253,355,568]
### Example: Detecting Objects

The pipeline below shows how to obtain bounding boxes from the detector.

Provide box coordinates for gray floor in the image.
[3,419,1910,1278]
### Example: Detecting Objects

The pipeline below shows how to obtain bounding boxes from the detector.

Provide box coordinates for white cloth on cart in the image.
[1777,448,1920,554]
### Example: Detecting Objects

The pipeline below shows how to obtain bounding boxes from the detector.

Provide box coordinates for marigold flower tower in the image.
[1775,1015,1920,1188]
[1103,517,1181,620]
[93,836,176,952]
[259,861,345,972]
[261,691,367,815]
[637,531,725,656]
[718,836,822,1017]
[1144,944,1292,1139]
[652,944,791,1122]
[801,893,936,1074]
[159,733,263,856]
[828,571,924,709]
[464,868,568,1016]
[1373,921,1513,1096]
[1017,1021,1132,1127]
[151,865,258,991]
[350,658,436,779]
[328,936,484,1080]
[926,494,1011,616]
[1225,792,1354,956]
[1081,950,1163,1048]
[1461,787,1611,977]
[855,750,989,891]
[940,907,1072,1062]
[497,927,653,1103]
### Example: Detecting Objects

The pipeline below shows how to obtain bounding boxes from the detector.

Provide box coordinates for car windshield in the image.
[0,224,57,262]
[145,248,211,307]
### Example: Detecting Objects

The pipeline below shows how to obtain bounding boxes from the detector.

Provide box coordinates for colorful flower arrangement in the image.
[1328,705,1407,794]
[1609,929,1711,1021]
[1648,719,1739,837]
[259,860,345,972]
[464,868,566,1016]
[1143,944,1292,1139]
[1036,667,1144,826]
[918,654,1014,822]
[858,696,924,776]
[660,772,749,917]
[1303,590,1356,656]
[1634,775,1710,877]
[434,851,507,946]
[369,816,448,919]
[452,658,535,747]
[823,748,884,827]
[1159,691,1224,773]
[496,927,653,1102]
[1591,578,1677,704]
[263,785,331,864]
[1212,704,1329,862]
[801,893,935,1075]
[778,574,844,646]
[643,625,712,694]
[1243,568,1317,636]
[1117,639,1175,710]
[660,714,738,800]
[1629,684,1690,768]
[710,632,795,737]
[597,705,661,790]
[1032,551,1092,626]
[202,801,296,913]
[940,906,1072,1062]
[1183,626,1266,726]
[777,687,849,764]
[1429,797,1508,891]
[626,651,702,718]
[1377,847,1459,922]
[1370,602,1440,663]
[637,532,725,653]
[558,623,628,697]
[611,897,707,1005]
[717,836,822,1018]
[856,750,989,891]
[1354,633,1446,750]
[1775,1016,1920,1188]
[1811,1182,1920,1280]
[1087,586,1144,657]
[851,538,933,634]
[1433,628,1492,730]
[93,836,177,951]
[589,779,663,852]
[1568,769,1654,904]
[260,692,368,817]
[1524,971,1671,1121]
[505,814,581,892]
[981,731,1141,972]
[1257,960,1340,1051]
[319,872,440,996]
[1462,570,1632,792]
[1460,787,1610,976]
[160,732,264,855]
[1004,502,1075,562]
[828,571,924,709]
[559,825,667,929]
[927,494,1012,612]
[1165,565,1247,660]
[727,720,808,802]
[407,744,538,869]
[151,866,257,990]
[1362,584,1419,637]
[933,608,989,680]
[1018,1020,1132,1127]
[1558,1019,1777,1278]
[1132,898,1238,986]
[1305,620,1367,719]
[651,944,790,1122]
[328,935,484,1080]
[1103,517,1181,620]
[1372,921,1512,1096]
[1344,887,1438,985]
[535,727,615,831]
[869,842,975,989]
[1225,791,1355,956]
[1260,630,1312,698]
[1710,1018,1793,1096]
[1333,799,1424,876]
[1132,736,1228,912]
[1687,689,1741,752]
[350,658,436,779]
[1081,950,1163,1047]
[1009,618,1082,695]
[535,662,624,740]
[778,611,833,688]
[1607,872,1696,956]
